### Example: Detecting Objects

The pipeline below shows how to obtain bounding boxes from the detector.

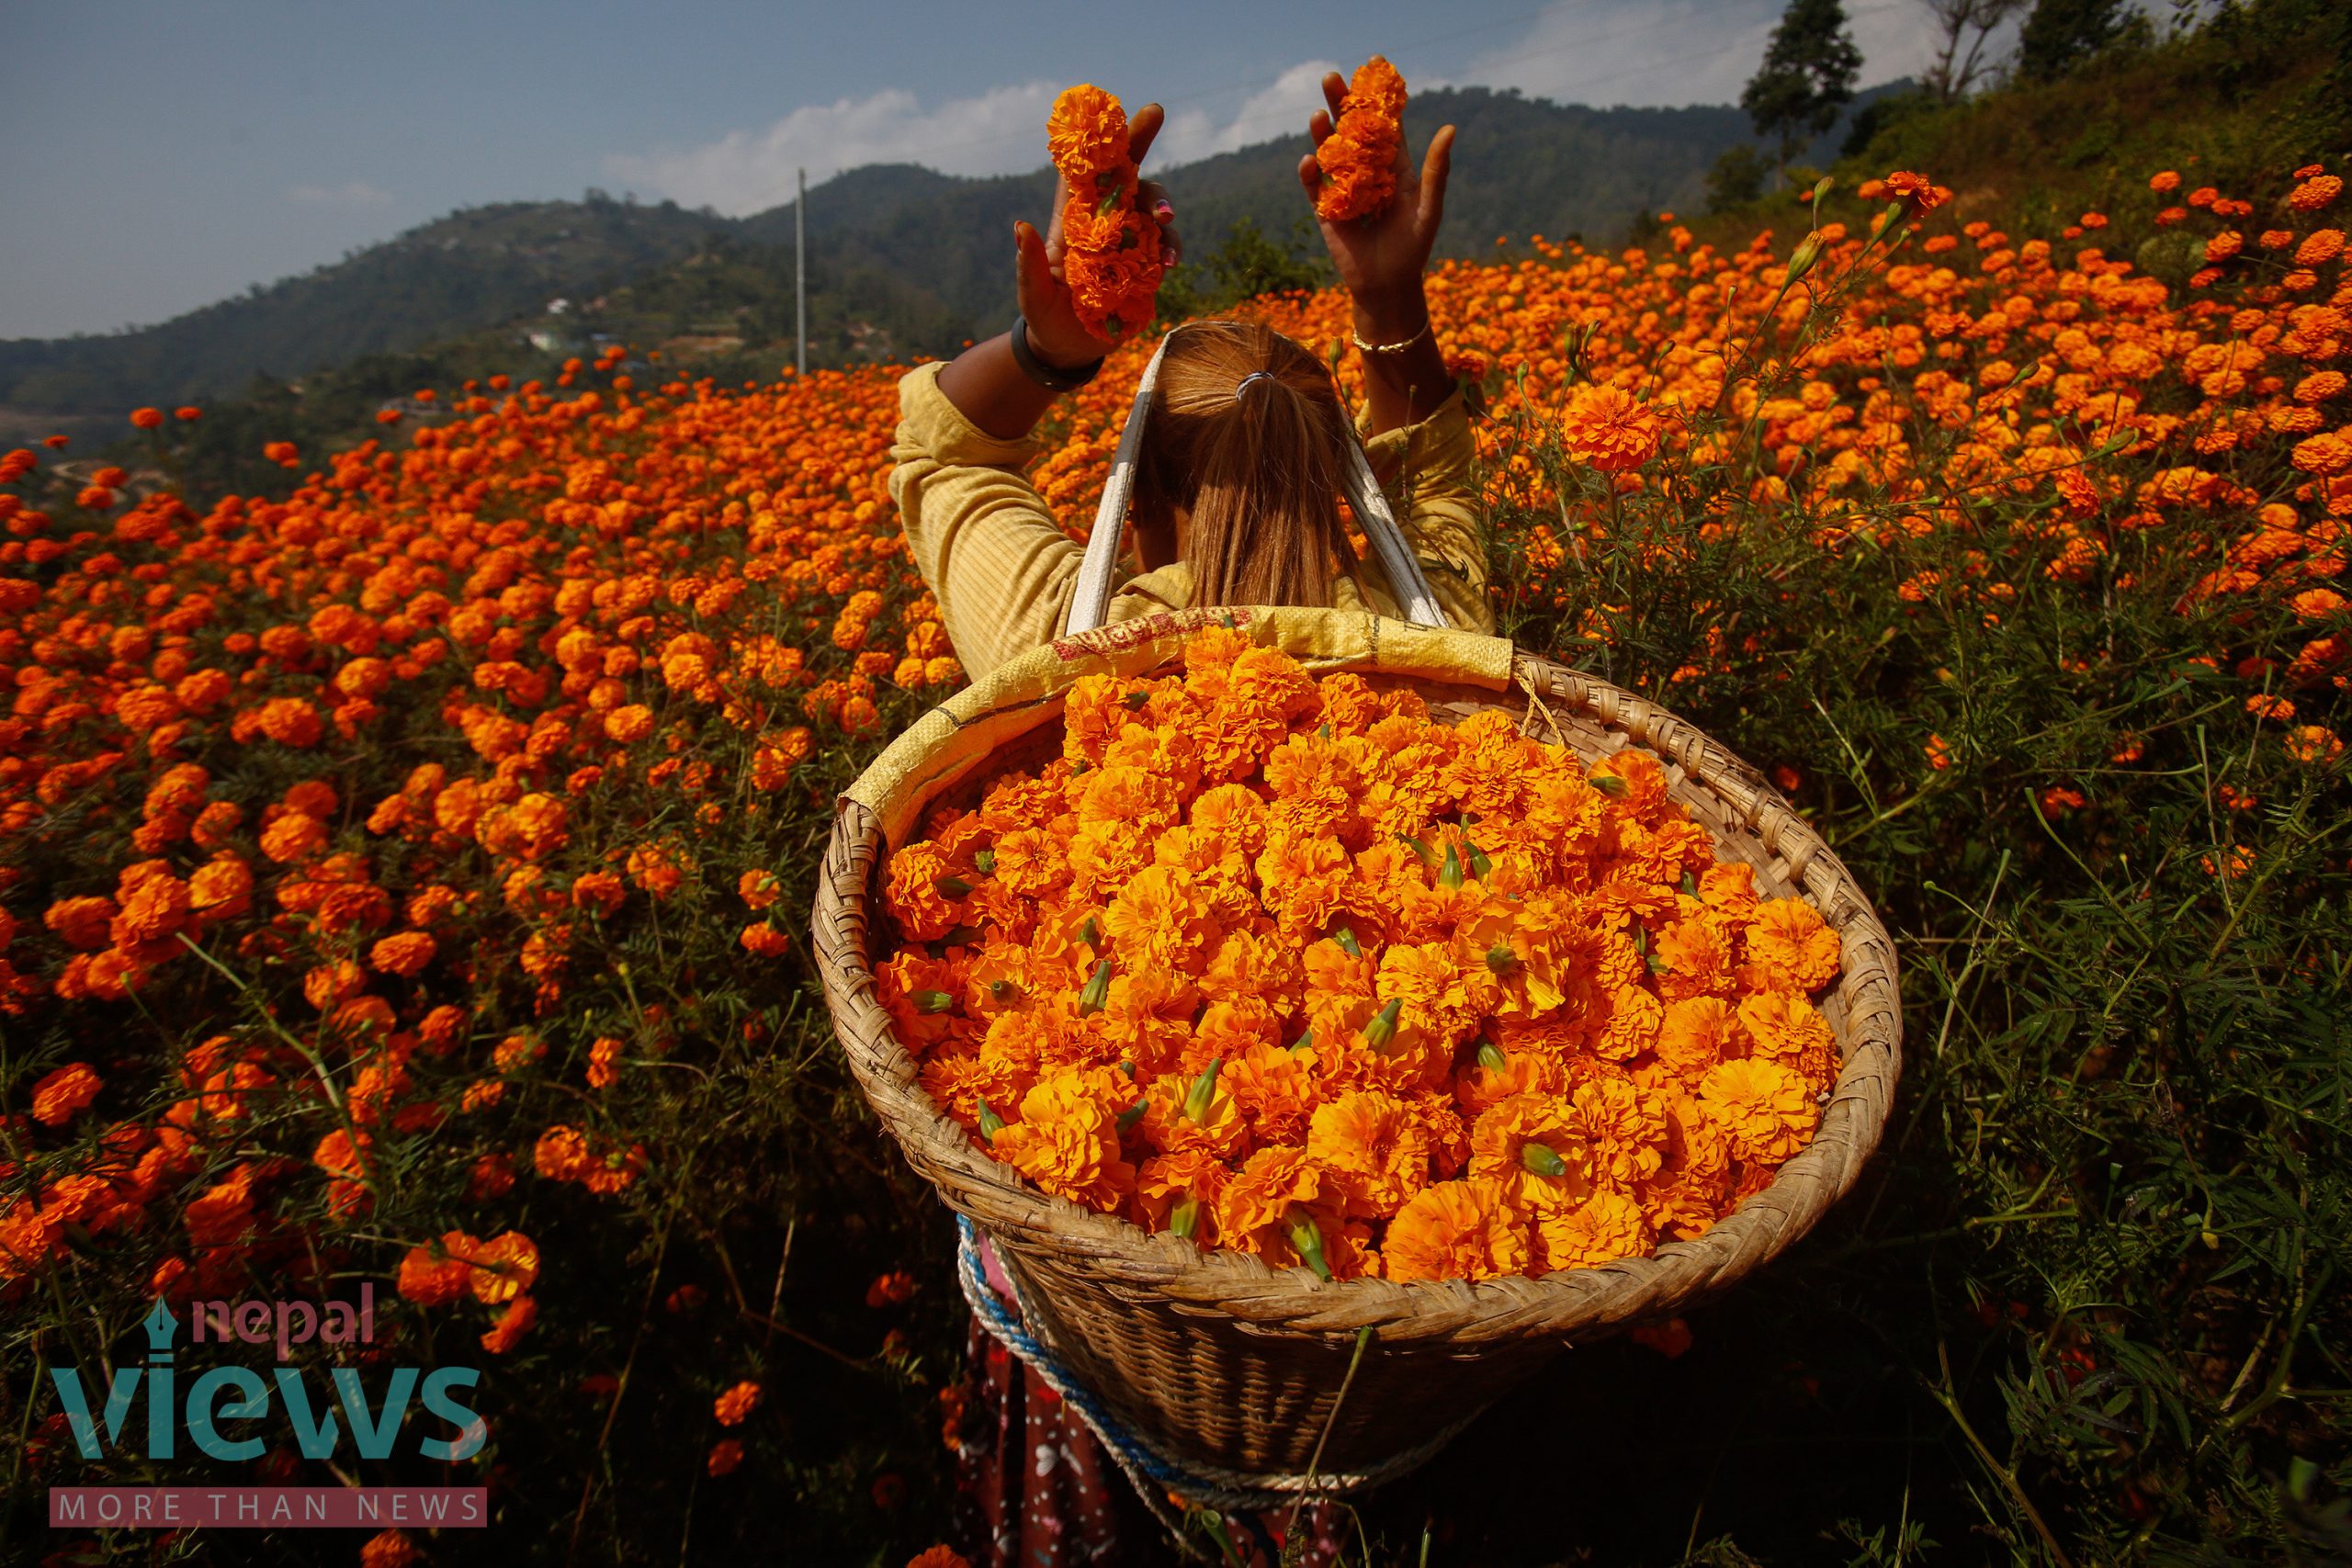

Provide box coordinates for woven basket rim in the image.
[813,642,1903,1346]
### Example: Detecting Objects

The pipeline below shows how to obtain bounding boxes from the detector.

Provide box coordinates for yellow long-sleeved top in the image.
[888,359,1492,683]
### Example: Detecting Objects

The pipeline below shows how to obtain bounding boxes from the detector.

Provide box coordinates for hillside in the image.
[0,85,1883,427]
[0,199,729,417]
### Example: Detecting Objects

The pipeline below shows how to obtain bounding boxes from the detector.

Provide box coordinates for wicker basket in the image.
[812,630,1902,1500]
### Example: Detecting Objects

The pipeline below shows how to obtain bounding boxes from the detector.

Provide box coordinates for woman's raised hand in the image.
[1296,74,1453,331]
[1015,101,1182,367]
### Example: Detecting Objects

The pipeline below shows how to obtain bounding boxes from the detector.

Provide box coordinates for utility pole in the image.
[795,166,807,377]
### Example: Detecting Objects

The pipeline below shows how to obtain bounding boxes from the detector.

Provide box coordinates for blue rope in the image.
[956,1215,1200,1494]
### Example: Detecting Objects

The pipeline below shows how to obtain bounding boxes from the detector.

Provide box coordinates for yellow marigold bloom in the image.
[1385,1177,1529,1282]
[1698,1057,1819,1165]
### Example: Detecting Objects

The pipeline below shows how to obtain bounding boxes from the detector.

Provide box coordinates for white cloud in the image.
[287,180,394,209]
[605,63,1354,215]
[604,81,1063,214]
[606,2,1957,216]
[1154,60,1343,167]
[1442,0,1943,110]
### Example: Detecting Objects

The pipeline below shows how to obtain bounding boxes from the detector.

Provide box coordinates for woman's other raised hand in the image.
[1296,73,1453,331]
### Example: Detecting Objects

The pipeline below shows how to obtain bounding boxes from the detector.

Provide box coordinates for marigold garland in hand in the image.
[878,627,1845,1283]
[1046,84,1166,341]
[1314,56,1408,223]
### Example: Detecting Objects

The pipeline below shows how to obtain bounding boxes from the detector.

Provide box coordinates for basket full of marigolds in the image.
[812,608,1901,1497]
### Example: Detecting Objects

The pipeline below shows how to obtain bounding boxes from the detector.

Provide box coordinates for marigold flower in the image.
[1560,383,1664,473]
[30,1062,101,1125]
[1384,1177,1529,1281]
[481,1293,537,1354]
[713,1380,763,1427]
[1698,1057,1818,1164]
[360,1529,419,1568]
[1315,57,1407,223]
[368,931,435,977]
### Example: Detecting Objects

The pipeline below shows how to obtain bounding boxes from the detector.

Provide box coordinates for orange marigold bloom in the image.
[2289,175,2343,214]
[1305,1089,1431,1218]
[30,1062,101,1125]
[1384,1177,1529,1281]
[1314,57,1406,223]
[604,704,655,743]
[1698,1057,1818,1165]
[707,1438,746,1477]
[1046,85,1126,181]
[2284,726,2344,764]
[713,1380,763,1427]
[465,1230,540,1304]
[1744,898,1841,993]
[369,931,436,977]
[396,1236,475,1306]
[1531,1190,1654,1272]
[360,1529,419,1568]
[481,1293,537,1354]
[1881,170,1946,213]
[1560,383,1664,474]
[1466,1091,1591,1213]
[260,811,328,864]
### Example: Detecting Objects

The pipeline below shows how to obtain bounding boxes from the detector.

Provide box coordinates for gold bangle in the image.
[1351,320,1433,355]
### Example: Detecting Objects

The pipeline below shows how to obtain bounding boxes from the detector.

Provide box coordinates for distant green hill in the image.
[0,199,730,416]
[1,85,1888,424]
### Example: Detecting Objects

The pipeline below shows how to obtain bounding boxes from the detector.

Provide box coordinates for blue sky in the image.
[0,0,1949,339]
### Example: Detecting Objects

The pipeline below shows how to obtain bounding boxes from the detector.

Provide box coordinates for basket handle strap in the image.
[1063,334,1452,636]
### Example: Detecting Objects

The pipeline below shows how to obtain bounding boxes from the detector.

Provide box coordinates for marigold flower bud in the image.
[1078,959,1112,1016]
[1786,232,1825,282]
[1362,997,1403,1053]
[1284,1207,1332,1281]
[1182,1058,1221,1124]
[1464,837,1492,880]
[1521,1142,1570,1179]
[1476,1042,1507,1074]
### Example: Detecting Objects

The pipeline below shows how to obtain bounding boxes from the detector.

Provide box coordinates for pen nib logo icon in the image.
[143,1298,178,1357]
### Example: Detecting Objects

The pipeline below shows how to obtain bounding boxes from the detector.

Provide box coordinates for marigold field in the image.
[3,160,2349,1565]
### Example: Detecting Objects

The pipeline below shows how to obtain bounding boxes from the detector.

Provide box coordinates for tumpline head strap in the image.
[1061,324,1451,637]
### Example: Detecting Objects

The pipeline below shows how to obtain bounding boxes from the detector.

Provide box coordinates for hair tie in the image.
[1234,370,1275,399]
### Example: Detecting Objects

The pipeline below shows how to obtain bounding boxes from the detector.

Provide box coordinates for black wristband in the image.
[1008,315,1104,392]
